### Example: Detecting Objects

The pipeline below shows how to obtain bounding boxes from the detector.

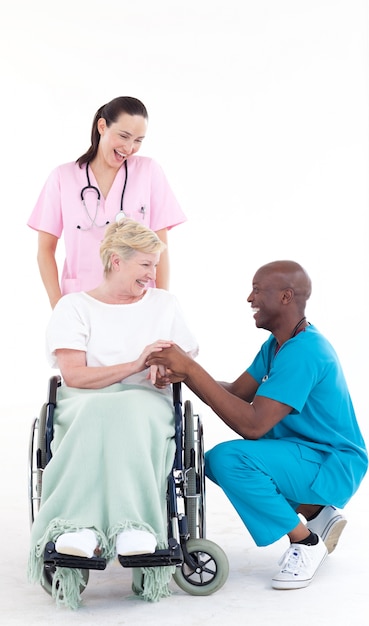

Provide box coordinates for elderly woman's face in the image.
[117,250,160,294]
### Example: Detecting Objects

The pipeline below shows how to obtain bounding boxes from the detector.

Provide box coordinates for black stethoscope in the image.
[77,161,129,229]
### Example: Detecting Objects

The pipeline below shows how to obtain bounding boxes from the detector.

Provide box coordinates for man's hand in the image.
[149,365,183,388]
[146,344,191,382]
[135,340,174,373]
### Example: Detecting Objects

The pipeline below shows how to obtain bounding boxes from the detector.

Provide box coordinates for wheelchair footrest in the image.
[44,541,107,570]
[118,538,183,568]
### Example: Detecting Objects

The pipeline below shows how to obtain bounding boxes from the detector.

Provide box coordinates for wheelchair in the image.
[28,375,229,599]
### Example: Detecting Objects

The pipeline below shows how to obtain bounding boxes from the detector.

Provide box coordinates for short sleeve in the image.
[28,167,64,237]
[46,295,89,367]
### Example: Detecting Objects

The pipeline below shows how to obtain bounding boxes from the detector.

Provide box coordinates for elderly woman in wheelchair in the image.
[28,218,228,609]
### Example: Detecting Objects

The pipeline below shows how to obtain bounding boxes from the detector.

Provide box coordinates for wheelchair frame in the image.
[29,376,229,597]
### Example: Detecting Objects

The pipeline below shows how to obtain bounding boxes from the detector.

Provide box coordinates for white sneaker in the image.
[272,536,328,589]
[55,528,98,558]
[307,506,347,554]
[116,529,157,556]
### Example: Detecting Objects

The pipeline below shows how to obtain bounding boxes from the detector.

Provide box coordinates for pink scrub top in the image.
[28,157,186,294]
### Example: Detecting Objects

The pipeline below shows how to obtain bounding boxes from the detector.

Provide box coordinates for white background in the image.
[0,1,368,416]
[0,1,368,418]
[0,1,368,623]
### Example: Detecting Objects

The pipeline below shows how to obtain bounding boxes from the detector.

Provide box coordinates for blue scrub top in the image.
[246,325,368,506]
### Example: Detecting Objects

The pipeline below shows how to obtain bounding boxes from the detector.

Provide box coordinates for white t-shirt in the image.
[46,288,198,389]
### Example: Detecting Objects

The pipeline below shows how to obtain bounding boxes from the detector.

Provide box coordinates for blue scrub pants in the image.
[205,439,329,546]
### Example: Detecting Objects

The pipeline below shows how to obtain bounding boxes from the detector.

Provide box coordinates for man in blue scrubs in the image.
[146,260,368,589]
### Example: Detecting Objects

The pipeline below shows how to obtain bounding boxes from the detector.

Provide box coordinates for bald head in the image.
[248,261,312,338]
[254,260,312,306]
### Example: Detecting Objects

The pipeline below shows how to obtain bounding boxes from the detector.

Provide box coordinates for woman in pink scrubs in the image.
[28,96,186,308]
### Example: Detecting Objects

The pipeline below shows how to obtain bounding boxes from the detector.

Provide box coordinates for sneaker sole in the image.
[311,518,347,554]
[323,519,347,554]
[272,578,311,590]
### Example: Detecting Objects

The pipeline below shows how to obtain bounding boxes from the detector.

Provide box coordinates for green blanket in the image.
[28,383,176,608]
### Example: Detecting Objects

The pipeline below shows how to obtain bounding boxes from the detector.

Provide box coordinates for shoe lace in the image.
[278,544,311,575]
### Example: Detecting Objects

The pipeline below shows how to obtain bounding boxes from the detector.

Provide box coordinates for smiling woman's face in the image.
[114,250,160,296]
[97,113,148,168]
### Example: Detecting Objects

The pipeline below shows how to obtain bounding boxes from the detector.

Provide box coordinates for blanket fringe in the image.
[132,565,173,602]
[29,518,174,608]
[110,520,174,602]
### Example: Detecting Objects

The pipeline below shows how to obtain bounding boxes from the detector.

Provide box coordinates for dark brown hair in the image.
[76,97,148,167]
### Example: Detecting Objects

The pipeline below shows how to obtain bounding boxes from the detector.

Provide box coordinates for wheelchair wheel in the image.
[41,565,90,597]
[28,410,44,527]
[37,401,48,470]
[37,403,47,468]
[184,401,206,539]
[28,403,48,526]
[173,538,229,595]
[29,417,38,527]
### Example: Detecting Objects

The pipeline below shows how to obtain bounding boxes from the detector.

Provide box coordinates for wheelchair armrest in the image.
[47,375,61,406]
[172,382,182,406]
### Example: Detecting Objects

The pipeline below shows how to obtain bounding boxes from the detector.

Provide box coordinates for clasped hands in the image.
[143,341,190,388]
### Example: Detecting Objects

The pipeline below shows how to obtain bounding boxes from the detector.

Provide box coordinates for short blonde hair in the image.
[100,218,166,274]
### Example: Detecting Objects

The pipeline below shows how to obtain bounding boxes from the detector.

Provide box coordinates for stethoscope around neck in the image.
[77,160,129,230]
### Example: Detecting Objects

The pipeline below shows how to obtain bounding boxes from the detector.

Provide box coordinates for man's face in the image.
[247,269,285,330]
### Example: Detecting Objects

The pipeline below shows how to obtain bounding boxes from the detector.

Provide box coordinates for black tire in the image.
[41,565,90,597]
[37,402,48,470]
[197,416,206,538]
[173,538,229,595]
[184,401,205,539]
[28,417,38,527]
[29,403,48,526]
[184,400,197,538]
[28,403,48,527]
